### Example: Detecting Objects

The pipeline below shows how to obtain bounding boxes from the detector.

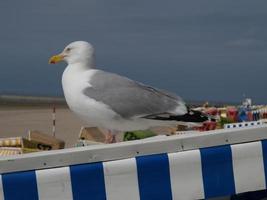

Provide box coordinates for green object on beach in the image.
[123,130,157,141]
[219,117,234,128]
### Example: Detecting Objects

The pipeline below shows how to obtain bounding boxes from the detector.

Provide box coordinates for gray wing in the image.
[83,70,187,119]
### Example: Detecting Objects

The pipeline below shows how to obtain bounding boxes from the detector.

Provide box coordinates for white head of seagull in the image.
[49,41,95,68]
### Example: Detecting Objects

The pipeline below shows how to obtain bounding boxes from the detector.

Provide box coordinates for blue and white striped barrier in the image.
[1,139,267,199]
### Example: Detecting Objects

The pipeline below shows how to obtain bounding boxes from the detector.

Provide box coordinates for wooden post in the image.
[52,104,56,137]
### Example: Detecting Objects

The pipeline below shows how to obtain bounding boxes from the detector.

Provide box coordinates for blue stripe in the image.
[136,153,172,200]
[2,170,38,200]
[261,140,267,187]
[70,162,106,200]
[200,145,235,198]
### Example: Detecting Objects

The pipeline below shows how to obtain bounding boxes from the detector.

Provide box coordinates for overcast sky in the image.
[0,0,266,103]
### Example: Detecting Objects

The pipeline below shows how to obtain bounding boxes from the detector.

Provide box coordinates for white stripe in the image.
[231,141,266,194]
[103,158,140,200]
[36,167,73,200]
[168,150,204,200]
[0,175,4,200]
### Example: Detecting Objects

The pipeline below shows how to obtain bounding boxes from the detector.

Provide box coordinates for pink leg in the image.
[105,130,117,143]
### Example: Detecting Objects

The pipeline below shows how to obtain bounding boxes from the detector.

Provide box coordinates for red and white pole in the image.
[52,105,56,137]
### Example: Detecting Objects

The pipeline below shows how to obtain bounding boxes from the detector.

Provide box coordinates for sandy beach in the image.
[0,106,85,147]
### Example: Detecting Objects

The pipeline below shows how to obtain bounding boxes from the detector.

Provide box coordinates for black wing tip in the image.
[143,110,215,123]
[181,110,215,123]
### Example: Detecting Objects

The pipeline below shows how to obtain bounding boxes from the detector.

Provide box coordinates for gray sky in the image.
[0,0,267,103]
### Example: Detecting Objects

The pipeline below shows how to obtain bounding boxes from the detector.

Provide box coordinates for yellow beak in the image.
[49,54,64,64]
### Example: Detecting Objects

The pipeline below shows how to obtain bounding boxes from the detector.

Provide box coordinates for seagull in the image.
[49,41,210,143]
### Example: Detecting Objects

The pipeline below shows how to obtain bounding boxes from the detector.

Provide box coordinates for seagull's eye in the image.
[66,48,71,52]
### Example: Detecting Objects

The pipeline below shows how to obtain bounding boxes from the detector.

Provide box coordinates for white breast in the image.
[62,65,118,128]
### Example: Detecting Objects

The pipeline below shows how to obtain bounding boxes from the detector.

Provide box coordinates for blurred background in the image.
[0,0,267,103]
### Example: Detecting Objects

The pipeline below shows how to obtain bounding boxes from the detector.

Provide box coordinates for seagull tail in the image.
[143,110,215,123]
[172,109,215,123]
